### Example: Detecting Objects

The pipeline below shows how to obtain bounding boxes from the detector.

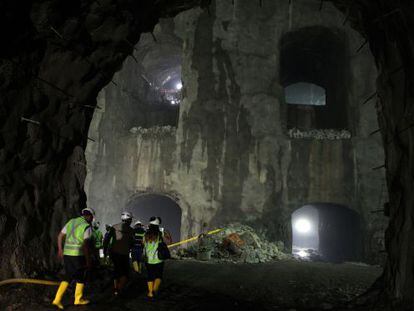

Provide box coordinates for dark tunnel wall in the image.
[1,0,414,307]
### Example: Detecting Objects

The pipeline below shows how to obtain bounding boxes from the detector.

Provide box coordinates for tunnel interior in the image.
[2,0,414,308]
[292,204,363,263]
[138,26,183,126]
[125,194,182,243]
[106,19,184,130]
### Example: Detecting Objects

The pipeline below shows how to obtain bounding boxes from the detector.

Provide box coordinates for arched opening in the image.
[292,203,362,263]
[280,26,349,130]
[126,194,182,243]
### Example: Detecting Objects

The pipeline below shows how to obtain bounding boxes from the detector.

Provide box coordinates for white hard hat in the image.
[81,207,95,216]
[121,211,133,221]
[134,220,142,226]
[149,218,160,226]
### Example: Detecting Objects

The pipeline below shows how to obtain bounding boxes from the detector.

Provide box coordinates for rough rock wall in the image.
[86,0,387,263]
[86,120,178,227]
[2,0,414,306]
[0,0,204,279]
[360,1,414,302]
[85,21,184,230]
[175,1,387,261]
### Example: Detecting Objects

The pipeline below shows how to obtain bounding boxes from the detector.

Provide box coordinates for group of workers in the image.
[52,207,171,309]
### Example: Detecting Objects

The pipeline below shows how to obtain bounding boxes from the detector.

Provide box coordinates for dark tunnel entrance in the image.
[126,194,182,243]
[280,26,349,130]
[292,203,363,263]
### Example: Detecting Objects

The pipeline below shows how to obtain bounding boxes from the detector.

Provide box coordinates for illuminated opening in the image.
[292,206,319,260]
[126,194,182,243]
[292,203,362,262]
[285,82,326,106]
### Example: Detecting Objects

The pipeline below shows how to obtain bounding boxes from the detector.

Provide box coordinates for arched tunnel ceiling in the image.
[135,21,183,90]
[131,20,183,103]
[1,0,414,307]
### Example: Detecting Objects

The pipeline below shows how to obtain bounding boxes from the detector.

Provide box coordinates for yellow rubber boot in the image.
[147,281,154,298]
[153,278,162,294]
[74,283,90,305]
[52,281,69,310]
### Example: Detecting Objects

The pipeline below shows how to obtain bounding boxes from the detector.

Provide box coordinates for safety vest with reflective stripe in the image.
[134,231,145,240]
[63,217,90,256]
[144,237,162,264]
[133,228,145,247]
[93,229,103,249]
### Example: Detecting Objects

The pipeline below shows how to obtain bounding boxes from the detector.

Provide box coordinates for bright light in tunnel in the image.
[297,250,308,258]
[294,218,311,234]
[175,81,182,90]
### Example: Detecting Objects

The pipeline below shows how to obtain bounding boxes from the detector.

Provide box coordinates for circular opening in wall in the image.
[126,194,182,243]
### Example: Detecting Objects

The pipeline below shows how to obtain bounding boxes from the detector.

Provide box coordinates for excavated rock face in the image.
[0,0,413,306]
[85,1,386,266]
[335,0,414,304]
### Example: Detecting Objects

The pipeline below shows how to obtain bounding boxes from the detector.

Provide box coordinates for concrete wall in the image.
[86,0,387,262]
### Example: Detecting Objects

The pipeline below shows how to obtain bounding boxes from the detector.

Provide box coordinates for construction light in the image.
[294,218,311,234]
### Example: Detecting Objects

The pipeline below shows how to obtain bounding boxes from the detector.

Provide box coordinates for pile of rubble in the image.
[288,128,352,140]
[174,223,290,264]
[129,126,176,138]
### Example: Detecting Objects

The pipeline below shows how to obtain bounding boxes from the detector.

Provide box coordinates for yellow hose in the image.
[0,278,60,287]
[168,228,223,248]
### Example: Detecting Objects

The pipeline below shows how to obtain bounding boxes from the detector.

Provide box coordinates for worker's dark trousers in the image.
[146,262,164,281]
[110,252,130,279]
[63,255,86,283]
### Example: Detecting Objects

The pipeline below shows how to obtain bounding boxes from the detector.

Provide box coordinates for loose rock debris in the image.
[174,223,290,263]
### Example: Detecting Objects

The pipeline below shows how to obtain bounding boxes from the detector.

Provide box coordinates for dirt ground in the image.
[0,259,382,311]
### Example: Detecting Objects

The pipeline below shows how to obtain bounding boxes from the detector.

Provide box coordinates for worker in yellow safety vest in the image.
[143,217,167,298]
[52,208,95,309]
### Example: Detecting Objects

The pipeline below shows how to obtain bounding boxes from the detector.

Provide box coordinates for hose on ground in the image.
[0,278,60,287]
